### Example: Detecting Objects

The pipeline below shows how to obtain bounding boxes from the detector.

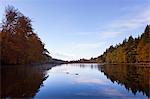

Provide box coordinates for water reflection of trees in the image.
[1,64,52,98]
[99,64,150,97]
[79,64,98,70]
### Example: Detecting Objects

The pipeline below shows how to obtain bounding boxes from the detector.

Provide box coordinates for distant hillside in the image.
[97,25,150,63]
[48,58,68,64]
[68,58,97,63]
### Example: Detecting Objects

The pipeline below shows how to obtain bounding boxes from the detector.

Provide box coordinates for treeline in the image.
[97,25,150,63]
[0,6,51,64]
[69,58,97,63]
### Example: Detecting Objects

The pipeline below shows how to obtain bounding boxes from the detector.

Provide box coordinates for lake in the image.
[1,63,150,99]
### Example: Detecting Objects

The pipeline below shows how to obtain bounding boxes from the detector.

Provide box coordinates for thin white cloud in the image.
[100,7,150,39]
[74,42,105,49]
[99,31,122,39]
[51,52,74,60]
[110,8,150,31]
[72,31,99,36]
[68,42,106,59]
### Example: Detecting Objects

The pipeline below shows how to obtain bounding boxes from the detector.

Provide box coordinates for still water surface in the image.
[1,63,150,99]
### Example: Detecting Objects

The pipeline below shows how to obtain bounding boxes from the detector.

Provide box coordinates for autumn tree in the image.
[137,25,150,63]
[97,25,150,63]
[0,6,50,64]
[125,36,137,63]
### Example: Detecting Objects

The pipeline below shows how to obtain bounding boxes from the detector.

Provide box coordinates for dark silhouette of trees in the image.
[97,25,150,63]
[0,6,50,64]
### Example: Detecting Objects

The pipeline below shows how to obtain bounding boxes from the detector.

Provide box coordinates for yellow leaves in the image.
[1,6,48,64]
[99,25,150,63]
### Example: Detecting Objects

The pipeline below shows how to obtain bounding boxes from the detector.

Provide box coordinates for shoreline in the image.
[66,62,150,65]
[1,62,149,68]
[102,63,150,65]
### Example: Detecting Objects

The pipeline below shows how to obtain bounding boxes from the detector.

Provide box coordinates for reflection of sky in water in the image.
[35,64,147,99]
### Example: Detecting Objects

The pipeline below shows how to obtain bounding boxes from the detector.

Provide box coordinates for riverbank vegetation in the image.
[0,6,50,64]
[97,25,150,63]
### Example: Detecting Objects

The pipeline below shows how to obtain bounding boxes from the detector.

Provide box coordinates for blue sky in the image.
[0,0,150,60]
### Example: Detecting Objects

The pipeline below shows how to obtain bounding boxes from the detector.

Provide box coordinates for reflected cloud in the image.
[103,88,125,97]
[74,77,106,85]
